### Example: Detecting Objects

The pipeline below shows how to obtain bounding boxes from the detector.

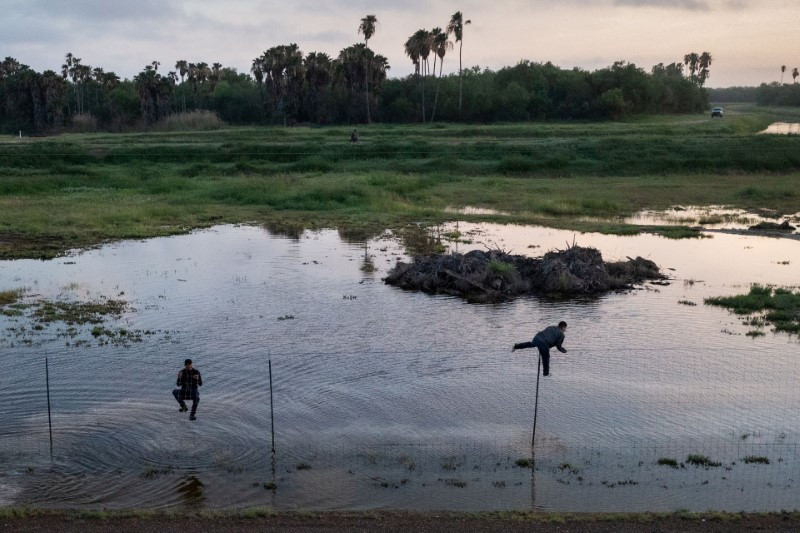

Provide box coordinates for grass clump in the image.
[488,259,517,275]
[686,454,721,467]
[705,285,800,334]
[742,456,770,464]
[296,462,311,471]
[515,458,533,468]
[0,289,25,306]
[657,458,679,468]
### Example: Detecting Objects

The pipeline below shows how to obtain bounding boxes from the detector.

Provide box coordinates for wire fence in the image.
[1,348,799,511]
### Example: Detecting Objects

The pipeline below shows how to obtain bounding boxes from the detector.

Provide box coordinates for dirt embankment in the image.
[385,245,663,303]
[3,510,800,533]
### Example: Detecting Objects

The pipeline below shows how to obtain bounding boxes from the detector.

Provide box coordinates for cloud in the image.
[22,0,180,21]
[614,0,710,10]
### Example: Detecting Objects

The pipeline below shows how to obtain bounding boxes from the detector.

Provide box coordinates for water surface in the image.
[1,224,799,511]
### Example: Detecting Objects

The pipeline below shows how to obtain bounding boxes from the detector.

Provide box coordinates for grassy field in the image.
[1,105,799,258]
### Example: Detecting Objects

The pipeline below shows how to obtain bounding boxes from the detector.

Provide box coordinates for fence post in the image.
[269,359,275,454]
[46,357,53,461]
[531,353,542,452]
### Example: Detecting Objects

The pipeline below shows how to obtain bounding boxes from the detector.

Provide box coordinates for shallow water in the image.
[1,224,799,511]
[624,206,800,233]
[761,122,800,135]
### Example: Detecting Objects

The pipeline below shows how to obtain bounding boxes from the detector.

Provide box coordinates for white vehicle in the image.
[711,107,724,118]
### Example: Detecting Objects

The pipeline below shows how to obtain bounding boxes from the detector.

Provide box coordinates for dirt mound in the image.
[385,246,664,303]
[748,220,796,232]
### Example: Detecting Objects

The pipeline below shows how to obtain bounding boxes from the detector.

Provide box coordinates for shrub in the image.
[70,113,100,133]
[155,110,225,132]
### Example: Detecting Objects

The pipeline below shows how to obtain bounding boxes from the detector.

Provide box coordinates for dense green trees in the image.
[3,48,709,134]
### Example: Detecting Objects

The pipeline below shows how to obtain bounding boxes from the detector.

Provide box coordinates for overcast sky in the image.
[2,0,798,87]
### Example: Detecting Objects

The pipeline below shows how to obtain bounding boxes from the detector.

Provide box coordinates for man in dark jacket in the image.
[512,321,567,376]
[173,358,202,420]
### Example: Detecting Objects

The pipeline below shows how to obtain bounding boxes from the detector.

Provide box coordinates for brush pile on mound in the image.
[384,246,663,303]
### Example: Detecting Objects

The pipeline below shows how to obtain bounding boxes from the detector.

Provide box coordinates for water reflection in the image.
[760,122,800,135]
[175,476,205,507]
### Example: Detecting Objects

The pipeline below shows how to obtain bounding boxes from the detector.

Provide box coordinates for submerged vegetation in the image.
[686,454,722,468]
[705,285,800,334]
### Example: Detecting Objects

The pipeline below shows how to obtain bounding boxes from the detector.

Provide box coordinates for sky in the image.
[2,0,799,87]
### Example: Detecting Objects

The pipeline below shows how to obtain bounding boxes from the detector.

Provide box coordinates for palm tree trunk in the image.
[365,40,372,124]
[420,72,426,123]
[431,60,443,123]
[458,40,463,116]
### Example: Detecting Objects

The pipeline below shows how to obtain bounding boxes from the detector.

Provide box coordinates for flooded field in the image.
[1,223,799,511]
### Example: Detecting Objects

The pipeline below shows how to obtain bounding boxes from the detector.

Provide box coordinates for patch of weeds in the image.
[686,454,721,467]
[657,458,679,468]
[277,315,295,321]
[440,478,467,488]
[441,457,462,471]
[0,289,26,306]
[263,481,277,490]
[91,326,114,337]
[296,462,311,471]
[33,299,128,325]
[558,463,580,475]
[492,481,506,488]
[742,456,770,465]
[515,458,533,468]
[488,259,516,275]
[746,330,765,337]
[678,300,697,306]
[655,226,704,239]
[707,285,800,334]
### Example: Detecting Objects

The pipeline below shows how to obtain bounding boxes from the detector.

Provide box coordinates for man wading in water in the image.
[173,358,202,420]
[512,321,568,376]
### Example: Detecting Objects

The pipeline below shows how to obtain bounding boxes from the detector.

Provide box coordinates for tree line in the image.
[0,12,711,133]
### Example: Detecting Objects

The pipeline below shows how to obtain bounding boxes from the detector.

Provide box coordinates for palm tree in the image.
[304,52,333,122]
[698,52,712,87]
[175,60,189,84]
[781,65,786,84]
[405,31,427,122]
[447,11,471,115]
[358,14,378,123]
[683,52,699,83]
[793,68,799,84]
[430,29,453,123]
[251,57,266,116]
[210,62,222,96]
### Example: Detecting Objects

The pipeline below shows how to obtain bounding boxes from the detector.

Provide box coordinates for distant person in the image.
[173,358,202,420]
[512,321,568,377]
[350,129,359,143]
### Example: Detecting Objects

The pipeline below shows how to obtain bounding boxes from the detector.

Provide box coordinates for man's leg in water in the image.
[190,390,200,418]
[173,389,187,410]
[535,341,551,376]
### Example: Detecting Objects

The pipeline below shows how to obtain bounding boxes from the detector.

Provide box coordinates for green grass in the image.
[686,454,722,467]
[657,458,679,468]
[742,456,770,464]
[1,111,799,258]
[705,285,800,334]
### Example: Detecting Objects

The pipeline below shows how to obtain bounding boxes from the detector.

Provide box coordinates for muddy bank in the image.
[385,246,663,303]
[3,510,800,533]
